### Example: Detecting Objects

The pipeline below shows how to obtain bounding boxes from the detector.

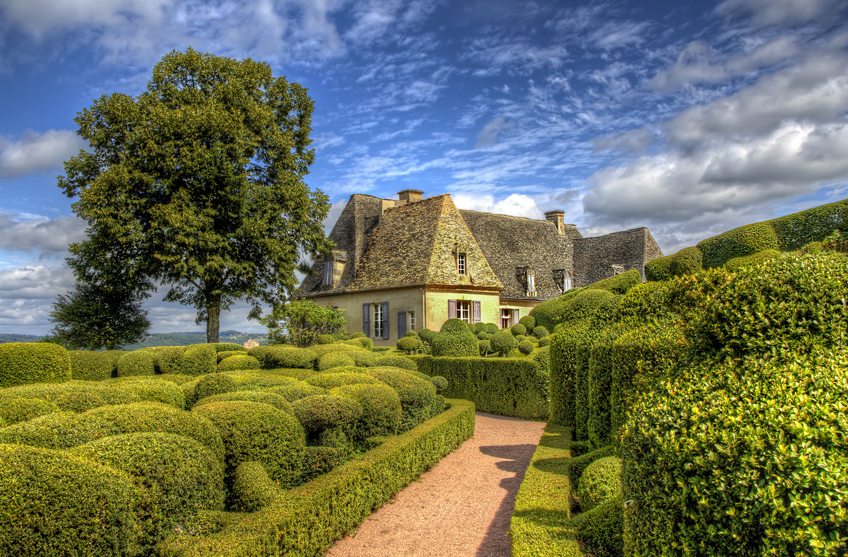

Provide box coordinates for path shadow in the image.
[474,442,539,557]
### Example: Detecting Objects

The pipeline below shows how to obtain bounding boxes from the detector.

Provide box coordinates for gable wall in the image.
[573,228,653,287]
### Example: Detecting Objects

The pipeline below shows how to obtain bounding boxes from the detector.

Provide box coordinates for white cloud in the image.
[0,265,73,300]
[0,129,86,179]
[715,0,848,27]
[0,213,87,255]
[323,198,347,234]
[465,39,568,75]
[475,115,514,148]
[312,132,345,150]
[592,128,654,155]
[590,20,650,49]
[453,193,544,219]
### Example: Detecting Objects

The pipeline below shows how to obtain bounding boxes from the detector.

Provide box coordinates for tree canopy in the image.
[260,299,346,347]
[59,48,332,343]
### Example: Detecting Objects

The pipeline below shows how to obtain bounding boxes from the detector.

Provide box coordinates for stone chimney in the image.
[397,189,424,205]
[545,210,566,234]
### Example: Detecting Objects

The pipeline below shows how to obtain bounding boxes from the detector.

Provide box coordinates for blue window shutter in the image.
[448,299,457,319]
[363,304,370,337]
[473,301,481,324]
[381,302,390,340]
[398,311,407,338]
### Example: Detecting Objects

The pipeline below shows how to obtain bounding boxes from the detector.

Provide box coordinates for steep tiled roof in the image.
[351,195,502,291]
[460,210,574,301]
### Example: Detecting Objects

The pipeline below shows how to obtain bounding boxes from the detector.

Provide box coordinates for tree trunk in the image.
[206,295,221,344]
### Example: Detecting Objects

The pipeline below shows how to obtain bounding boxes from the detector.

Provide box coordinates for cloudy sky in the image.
[1,0,847,335]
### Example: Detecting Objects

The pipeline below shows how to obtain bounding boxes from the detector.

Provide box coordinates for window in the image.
[409,311,415,331]
[501,309,511,329]
[457,253,466,275]
[323,261,332,286]
[373,303,383,339]
[527,272,536,295]
[457,301,470,322]
[563,277,572,291]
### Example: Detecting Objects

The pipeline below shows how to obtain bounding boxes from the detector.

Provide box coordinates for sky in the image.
[1,0,847,335]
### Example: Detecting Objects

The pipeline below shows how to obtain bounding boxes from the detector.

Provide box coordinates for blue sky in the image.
[1,0,847,335]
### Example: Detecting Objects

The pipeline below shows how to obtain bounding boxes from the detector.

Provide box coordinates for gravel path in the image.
[325,412,546,557]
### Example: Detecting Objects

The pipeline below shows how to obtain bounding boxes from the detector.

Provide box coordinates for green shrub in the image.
[510,323,527,336]
[478,339,492,356]
[430,376,448,393]
[800,240,823,253]
[571,497,623,557]
[397,336,422,354]
[192,401,306,488]
[309,343,365,358]
[517,340,534,355]
[519,315,536,331]
[539,337,551,347]
[532,326,549,339]
[195,391,294,415]
[350,332,366,339]
[331,383,402,438]
[366,368,438,432]
[70,431,225,542]
[0,381,138,413]
[585,269,641,295]
[305,372,380,390]
[178,344,218,376]
[108,376,187,408]
[644,253,673,281]
[342,339,362,348]
[318,352,356,371]
[217,355,261,372]
[116,350,156,377]
[0,443,141,556]
[231,461,282,513]
[561,290,622,326]
[515,334,526,342]
[373,355,417,371]
[69,350,113,381]
[587,324,627,447]
[566,445,618,500]
[621,346,848,557]
[698,220,780,268]
[291,394,362,444]
[549,319,593,427]
[577,456,622,513]
[0,343,71,389]
[267,382,326,402]
[417,328,436,344]
[150,346,186,374]
[430,320,478,357]
[209,343,248,353]
[724,248,782,272]
[613,281,667,322]
[186,373,238,408]
[301,446,348,481]
[217,350,243,363]
[477,331,491,340]
[0,397,59,426]
[313,334,332,345]
[490,330,517,356]
[531,345,549,375]
[347,350,379,367]
[224,370,300,391]
[357,337,374,350]
[669,246,703,277]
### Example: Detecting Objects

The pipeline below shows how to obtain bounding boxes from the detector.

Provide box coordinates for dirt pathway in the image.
[325,412,546,557]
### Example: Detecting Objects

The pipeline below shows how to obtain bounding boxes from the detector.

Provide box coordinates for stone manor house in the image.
[297,189,663,346]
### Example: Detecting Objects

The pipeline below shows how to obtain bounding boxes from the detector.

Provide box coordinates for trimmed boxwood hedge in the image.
[179,344,218,376]
[248,346,318,370]
[724,248,781,272]
[373,355,417,371]
[147,346,186,374]
[0,342,71,388]
[0,397,59,426]
[0,381,139,413]
[209,343,248,353]
[669,246,703,277]
[291,394,363,444]
[366,368,438,432]
[217,355,261,372]
[217,350,242,363]
[223,370,300,392]
[416,356,548,420]
[430,319,479,357]
[644,253,673,282]
[192,401,306,489]
[108,376,187,409]
[317,352,356,371]
[305,372,380,390]
[231,461,282,513]
[566,445,618,501]
[117,350,156,377]
[698,220,780,269]
[159,399,475,557]
[194,391,294,415]
[185,373,238,408]
[0,443,142,557]
[576,456,622,513]
[267,382,326,402]
[585,269,641,295]
[68,350,114,381]
[571,497,623,557]
[330,383,402,438]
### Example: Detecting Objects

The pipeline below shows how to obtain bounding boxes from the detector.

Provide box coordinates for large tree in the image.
[59,48,332,343]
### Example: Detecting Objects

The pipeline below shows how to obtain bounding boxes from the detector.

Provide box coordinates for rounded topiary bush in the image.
[0,382,138,414]
[440,318,470,335]
[185,373,238,408]
[217,350,243,363]
[217,355,261,372]
[490,331,517,357]
[373,355,417,371]
[483,323,499,335]
[417,328,436,344]
[223,370,300,391]
[318,352,356,372]
[330,383,402,438]
[515,334,526,342]
[366,368,437,432]
[518,340,534,356]
[510,323,527,336]
[532,326,549,339]
[194,391,293,415]
[0,397,59,426]
[0,443,141,556]
[430,319,478,358]
[267,381,326,402]
[148,346,185,374]
[69,432,225,536]
[231,460,281,513]
[0,411,119,450]
[477,331,491,340]
[571,497,623,557]
[669,245,704,277]
[317,334,335,345]
[291,394,362,445]
[305,372,380,390]
[538,337,551,347]
[348,350,379,367]
[69,350,114,381]
[309,343,365,358]
[343,339,364,348]
[177,344,217,376]
[116,350,156,377]
[108,376,186,408]
[350,332,366,339]
[478,339,492,356]
[209,343,248,353]
[519,315,536,330]
[430,376,448,393]
[724,248,782,273]
[397,336,422,354]
[0,342,71,389]
[577,456,622,513]
[357,337,374,350]
[621,347,848,557]
[193,401,305,488]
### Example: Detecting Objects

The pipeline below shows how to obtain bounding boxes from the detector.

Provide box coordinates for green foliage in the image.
[231,461,282,513]
[366,368,439,432]
[0,397,58,426]
[698,220,780,268]
[0,443,142,557]
[178,344,218,376]
[644,253,673,282]
[566,445,618,499]
[47,280,151,350]
[397,335,422,354]
[417,328,436,344]
[585,269,641,295]
[549,319,593,427]
[356,336,374,350]
[116,349,156,377]
[724,248,781,272]
[532,326,549,339]
[430,325,478,358]
[160,400,475,557]
[149,346,186,374]
[373,355,417,371]
[440,318,470,334]
[318,334,335,344]
[248,345,318,369]
[121,331,266,351]
[70,431,225,545]
[60,48,332,344]
[478,339,492,356]
[518,340,534,355]
[187,373,238,408]
[0,342,71,389]
[217,350,242,363]
[68,350,114,381]
[192,401,306,489]
[430,375,448,393]
[511,323,527,336]
[261,300,346,348]
[669,246,703,277]
[267,382,326,402]
[539,337,551,347]
[216,354,260,372]
[331,383,402,438]
[291,394,362,445]
[577,456,622,512]
[108,376,187,408]
[317,352,355,371]
[0,381,139,416]
[519,315,536,331]
[531,288,619,333]
[195,391,294,415]
[571,497,623,557]
[613,281,667,322]
[209,343,247,353]
[490,330,517,356]
[305,372,378,390]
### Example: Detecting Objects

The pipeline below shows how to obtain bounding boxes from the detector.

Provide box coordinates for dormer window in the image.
[527,270,536,296]
[323,261,332,286]
[553,269,571,293]
[457,253,466,275]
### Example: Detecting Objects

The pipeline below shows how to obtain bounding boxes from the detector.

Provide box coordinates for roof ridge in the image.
[458,208,555,223]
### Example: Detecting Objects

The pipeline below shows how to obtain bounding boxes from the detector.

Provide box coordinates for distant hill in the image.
[0,330,268,349]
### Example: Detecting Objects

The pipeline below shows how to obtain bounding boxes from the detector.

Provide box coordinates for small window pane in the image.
[374,304,383,339]
[457,301,470,323]
[458,253,466,275]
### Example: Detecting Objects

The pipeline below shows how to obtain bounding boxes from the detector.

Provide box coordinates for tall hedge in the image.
[548,319,592,426]
[0,343,71,388]
[116,350,156,377]
[69,350,114,381]
[584,269,641,295]
[698,220,779,269]
[248,346,318,370]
